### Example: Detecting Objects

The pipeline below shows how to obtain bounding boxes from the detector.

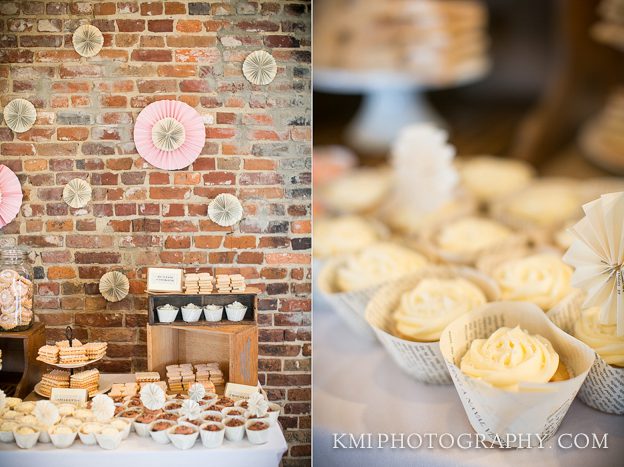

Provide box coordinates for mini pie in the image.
[574,307,624,367]
[460,326,568,391]
[434,216,513,256]
[334,242,429,292]
[393,278,487,342]
[491,253,573,310]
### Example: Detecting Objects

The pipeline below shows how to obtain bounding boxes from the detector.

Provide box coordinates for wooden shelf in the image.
[148,290,259,326]
[0,322,45,398]
[146,323,258,387]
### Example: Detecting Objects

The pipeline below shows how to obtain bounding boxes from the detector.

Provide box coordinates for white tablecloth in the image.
[1,374,287,467]
[313,303,624,467]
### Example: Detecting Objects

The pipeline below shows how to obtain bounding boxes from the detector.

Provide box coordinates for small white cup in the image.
[225,304,247,322]
[167,424,199,450]
[156,306,179,323]
[148,420,176,444]
[181,305,202,322]
[223,416,246,442]
[245,419,270,445]
[203,305,224,322]
[199,422,225,448]
[13,425,40,449]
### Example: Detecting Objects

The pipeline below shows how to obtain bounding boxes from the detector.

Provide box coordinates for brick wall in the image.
[0,1,310,463]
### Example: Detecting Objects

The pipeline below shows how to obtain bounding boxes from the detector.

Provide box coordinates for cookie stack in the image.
[135,372,160,384]
[198,272,214,293]
[39,370,70,397]
[216,275,232,293]
[84,342,107,360]
[70,369,100,397]
[196,362,224,386]
[184,273,199,294]
[109,382,138,398]
[37,345,60,365]
[58,340,88,365]
[230,274,246,292]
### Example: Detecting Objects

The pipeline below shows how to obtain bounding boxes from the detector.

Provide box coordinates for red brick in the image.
[140,1,163,15]
[148,20,173,32]
[176,20,202,32]
[156,64,196,77]
[117,19,145,32]
[57,127,89,141]
[131,49,171,62]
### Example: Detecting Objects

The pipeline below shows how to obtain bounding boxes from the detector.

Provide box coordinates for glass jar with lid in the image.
[0,247,34,331]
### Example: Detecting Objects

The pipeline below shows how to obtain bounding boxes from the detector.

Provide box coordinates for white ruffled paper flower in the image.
[92,394,115,422]
[390,124,458,217]
[34,400,60,427]
[0,390,5,410]
[188,383,205,402]
[246,392,269,418]
[181,399,201,420]
[140,383,166,411]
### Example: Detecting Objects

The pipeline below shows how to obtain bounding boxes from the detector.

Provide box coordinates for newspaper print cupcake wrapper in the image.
[317,257,381,341]
[439,302,596,447]
[548,293,624,415]
[365,266,500,384]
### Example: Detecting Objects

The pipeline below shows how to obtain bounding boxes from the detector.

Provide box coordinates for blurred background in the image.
[313,0,624,176]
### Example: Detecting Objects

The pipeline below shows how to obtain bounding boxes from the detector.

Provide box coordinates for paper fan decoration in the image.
[140,383,166,411]
[3,98,36,133]
[246,392,269,418]
[92,394,115,422]
[188,383,205,402]
[208,193,243,227]
[63,178,92,209]
[72,24,104,57]
[390,124,458,217]
[134,100,205,170]
[0,165,23,229]
[180,399,201,420]
[243,50,278,85]
[34,400,60,426]
[99,271,130,303]
[563,192,624,336]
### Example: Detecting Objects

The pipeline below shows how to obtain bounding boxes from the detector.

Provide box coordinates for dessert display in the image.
[216,274,246,293]
[71,369,101,398]
[459,326,566,390]
[225,301,248,321]
[37,339,107,366]
[166,362,222,393]
[574,307,624,367]
[488,253,574,311]
[184,272,215,294]
[392,278,487,342]
[38,370,70,398]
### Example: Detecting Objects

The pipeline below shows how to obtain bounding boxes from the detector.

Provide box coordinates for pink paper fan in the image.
[134,100,206,170]
[0,165,23,228]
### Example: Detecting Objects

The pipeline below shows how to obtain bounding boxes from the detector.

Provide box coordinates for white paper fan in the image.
[99,271,129,303]
[208,193,243,226]
[140,383,166,411]
[389,124,458,217]
[72,24,104,57]
[3,98,36,133]
[92,394,115,422]
[563,192,624,335]
[151,117,186,152]
[246,392,269,418]
[63,178,92,208]
[181,399,201,420]
[243,50,277,85]
[34,400,60,426]
[188,383,205,402]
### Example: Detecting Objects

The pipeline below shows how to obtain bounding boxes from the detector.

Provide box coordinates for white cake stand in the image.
[315,65,488,155]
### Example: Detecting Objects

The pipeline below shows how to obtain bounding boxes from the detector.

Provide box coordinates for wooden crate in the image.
[147,288,259,326]
[147,323,258,387]
[0,322,45,398]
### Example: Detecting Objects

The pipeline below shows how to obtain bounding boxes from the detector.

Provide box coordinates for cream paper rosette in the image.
[420,216,528,265]
[365,266,499,384]
[549,297,624,414]
[317,243,431,340]
[439,302,595,447]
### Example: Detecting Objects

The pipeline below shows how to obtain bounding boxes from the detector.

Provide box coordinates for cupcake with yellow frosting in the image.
[365,266,499,383]
[487,253,574,311]
[313,216,384,260]
[319,242,430,339]
[439,301,595,446]
[457,156,535,205]
[572,307,624,414]
[424,216,526,265]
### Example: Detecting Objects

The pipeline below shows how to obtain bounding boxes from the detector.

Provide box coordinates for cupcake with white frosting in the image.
[574,307,624,367]
[313,216,384,259]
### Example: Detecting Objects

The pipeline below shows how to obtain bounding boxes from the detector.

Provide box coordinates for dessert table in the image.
[1,374,288,467]
[313,302,624,467]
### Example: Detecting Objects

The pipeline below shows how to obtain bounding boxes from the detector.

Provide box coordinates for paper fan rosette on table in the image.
[134,100,206,170]
[563,192,624,335]
[0,165,23,229]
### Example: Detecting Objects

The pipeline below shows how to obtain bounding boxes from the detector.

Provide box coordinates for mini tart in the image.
[313,215,383,259]
[460,326,562,391]
[574,307,624,367]
[319,166,393,215]
[457,155,535,203]
[329,242,429,293]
